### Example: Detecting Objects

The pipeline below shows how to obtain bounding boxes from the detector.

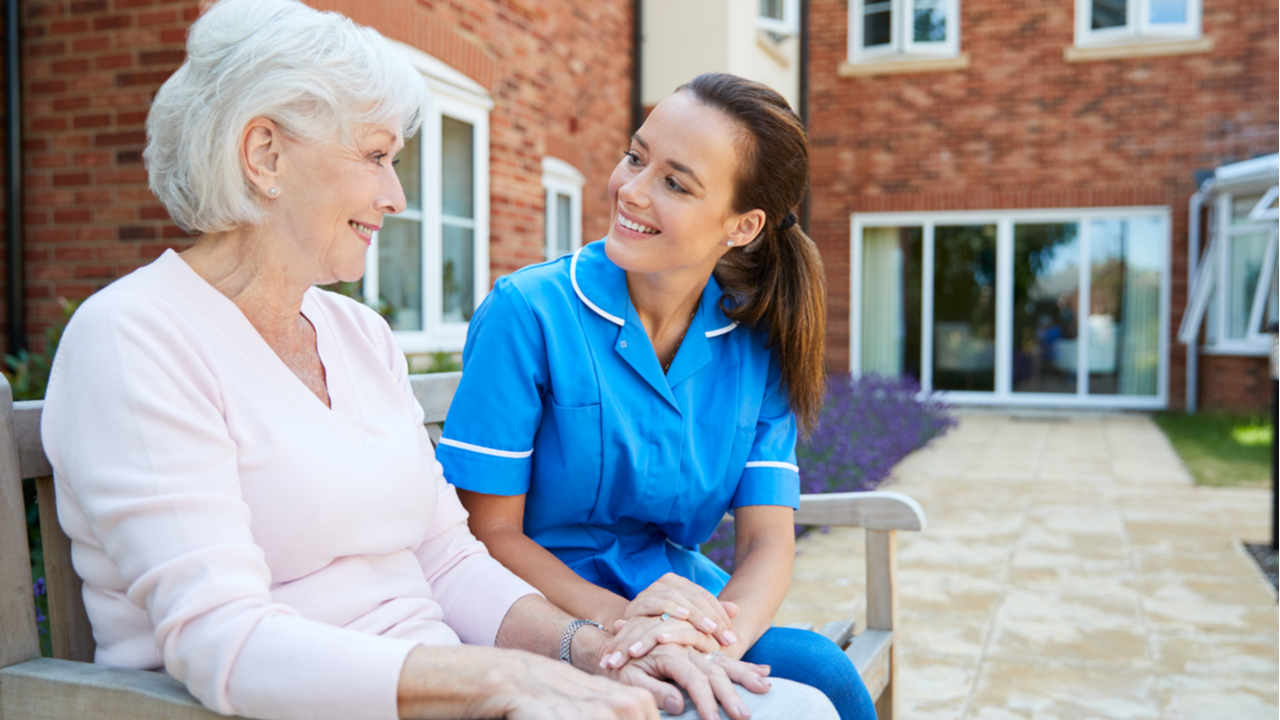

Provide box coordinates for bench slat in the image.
[819,619,856,648]
[0,383,41,669]
[408,373,461,426]
[845,629,892,701]
[13,403,50,482]
[0,658,224,720]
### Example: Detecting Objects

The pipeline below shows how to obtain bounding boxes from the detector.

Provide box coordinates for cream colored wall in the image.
[725,0,799,110]
[641,0,729,107]
[642,0,800,112]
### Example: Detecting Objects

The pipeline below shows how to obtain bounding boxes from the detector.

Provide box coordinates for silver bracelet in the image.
[559,619,604,664]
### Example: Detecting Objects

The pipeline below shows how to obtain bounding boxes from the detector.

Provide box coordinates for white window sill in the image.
[1065,37,1213,63]
[839,53,969,78]
[1198,342,1271,358]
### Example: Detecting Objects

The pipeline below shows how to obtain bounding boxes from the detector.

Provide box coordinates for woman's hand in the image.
[608,644,772,720]
[397,645,657,720]
[621,573,739,647]
[599,615,720,669]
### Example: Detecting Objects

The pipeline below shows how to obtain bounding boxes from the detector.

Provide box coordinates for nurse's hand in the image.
[622,573,739,647]
[605,615,722,664]
[608,644,771,720]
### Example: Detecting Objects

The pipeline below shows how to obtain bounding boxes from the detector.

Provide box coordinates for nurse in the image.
[438,73,875,720]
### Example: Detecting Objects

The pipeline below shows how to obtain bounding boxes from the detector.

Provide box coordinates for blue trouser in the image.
[740,627,877,720]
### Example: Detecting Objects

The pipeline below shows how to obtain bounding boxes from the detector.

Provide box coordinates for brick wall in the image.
[807,0,1279,410]
[8,0,633,354]
[15,0,201,355]
[1198,354,1273,414]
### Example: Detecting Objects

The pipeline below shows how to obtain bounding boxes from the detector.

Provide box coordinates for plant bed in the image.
[1244,543,1279,593]
[702,374,955,572]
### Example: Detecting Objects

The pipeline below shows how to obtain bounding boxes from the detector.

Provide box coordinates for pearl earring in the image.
[726,240,735,247]
[268,187,279,197]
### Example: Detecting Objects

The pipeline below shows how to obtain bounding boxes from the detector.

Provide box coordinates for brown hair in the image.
[678,73,826,435]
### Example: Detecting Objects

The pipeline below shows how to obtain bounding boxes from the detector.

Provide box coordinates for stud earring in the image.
[726,240,735,247]
[268,187,279,197]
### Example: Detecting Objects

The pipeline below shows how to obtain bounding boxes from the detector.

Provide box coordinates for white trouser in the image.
[660,677,839,720]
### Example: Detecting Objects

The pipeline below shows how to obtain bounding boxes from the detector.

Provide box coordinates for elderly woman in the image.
[38,1,840,720]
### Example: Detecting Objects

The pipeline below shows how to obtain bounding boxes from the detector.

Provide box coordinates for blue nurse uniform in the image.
[438,241,874,720]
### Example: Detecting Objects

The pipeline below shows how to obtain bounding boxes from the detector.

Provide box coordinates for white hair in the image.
[144,0,427,234]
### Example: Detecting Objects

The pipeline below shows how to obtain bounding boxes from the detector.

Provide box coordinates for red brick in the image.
[52,173,91,187]
[138,49,184,65]
[32,154,68,169]
[71,36,110,52]
[74,265,115,279]
[74,189,114,204]
[95,53,134,71]
[49,19,90,35]
[94,130,146,146]
[55,248,94,262]
[139,206,171,220]
[28,40,67,57]
[52,58,91,73]
[93,15,133,31]
[70,0,109,14]
[29,79,67,95]
[116,0,158,8]
[118,225,156,240]
[27,3,64,20]
[54,96,92,112]
[73,113,112,129]
[137,9,176,26]
[115,69,173,87]
[73,151,113,167]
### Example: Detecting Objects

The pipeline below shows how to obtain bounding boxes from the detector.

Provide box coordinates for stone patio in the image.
[777,412,1279,720]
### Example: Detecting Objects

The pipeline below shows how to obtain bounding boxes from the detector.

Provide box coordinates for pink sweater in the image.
[42,250,539,720]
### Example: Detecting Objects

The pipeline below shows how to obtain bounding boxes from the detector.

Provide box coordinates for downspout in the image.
[631,0,643,134]
[798,0,810,229]
[5,0,24,355]
[1184,181,1211,415]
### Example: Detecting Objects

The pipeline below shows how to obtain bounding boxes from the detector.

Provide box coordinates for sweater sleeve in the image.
[371,311,543,648]
[41,291,419,720]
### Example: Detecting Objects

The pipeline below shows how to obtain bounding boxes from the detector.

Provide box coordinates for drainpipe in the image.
[5,0,24,355]
[631,0,643,134]
[798,0,810,230]
[1184,182,1211,414]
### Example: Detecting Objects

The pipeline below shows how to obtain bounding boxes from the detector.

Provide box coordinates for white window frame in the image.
[758,0,800,36]
[850,206,1172,409]
[848,0,960,64]
[541,157,584,261]
[363,41,493,354]
[1074,0,1202,48]
[1200,190,1278,355]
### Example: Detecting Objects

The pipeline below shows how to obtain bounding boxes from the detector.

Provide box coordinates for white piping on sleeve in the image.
[570,247,625,326]
[705,322,737,338]
[438,437,534,459]
[744,461,799,473]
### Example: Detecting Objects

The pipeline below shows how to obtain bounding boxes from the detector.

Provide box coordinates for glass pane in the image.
[933,224,997,392]
[863,1,892,47]
[442,223,474,323]
[377,217,423,331]
[555,193,572,258]
[1232,193,1265,225]
[1092,0,1127,29]
[912,0,947,42]
[1012,223,1080,394]
[760,0,784,20]
[395,131,421,212]
[1264,264,1278,332]
[441,117,474,219]
[1227,231,1270,339]
[1148,0,1187,24]
[861,227,923,381]
[1088,218,1162,396]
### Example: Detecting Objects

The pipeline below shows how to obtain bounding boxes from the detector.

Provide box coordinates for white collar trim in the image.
[570,245,738,337]
[571,246,625,326]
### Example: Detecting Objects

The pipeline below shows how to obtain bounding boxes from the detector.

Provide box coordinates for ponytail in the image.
[681,73,826,435]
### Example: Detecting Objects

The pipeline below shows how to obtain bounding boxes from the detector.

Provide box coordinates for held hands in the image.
[602,573,741,668]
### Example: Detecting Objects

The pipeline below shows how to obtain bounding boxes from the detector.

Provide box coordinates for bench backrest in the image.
[0,372,462,669]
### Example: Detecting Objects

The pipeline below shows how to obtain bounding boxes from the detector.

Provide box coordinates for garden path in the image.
[777,412,1278,720]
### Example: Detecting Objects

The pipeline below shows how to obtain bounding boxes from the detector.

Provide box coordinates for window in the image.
[852,208,1170,408]
[849,0,960,62]
[1075,0,1201,46]
[758,0,799,36]
[1194,189,1279,351]
[541,157,584,261]
[360,42,493,353]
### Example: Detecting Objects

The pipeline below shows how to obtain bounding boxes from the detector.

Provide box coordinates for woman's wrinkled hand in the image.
[494,651,659,720]
[607,644,772,720]
[598,615,720,669]
[620,573,739,647]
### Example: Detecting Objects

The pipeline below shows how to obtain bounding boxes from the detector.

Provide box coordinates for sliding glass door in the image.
[851,208,1169,408]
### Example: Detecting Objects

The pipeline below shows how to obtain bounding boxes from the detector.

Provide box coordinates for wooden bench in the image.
[0,371,926,719]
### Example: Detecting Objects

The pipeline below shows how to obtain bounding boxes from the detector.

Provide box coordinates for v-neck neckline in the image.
[158,250,358,418]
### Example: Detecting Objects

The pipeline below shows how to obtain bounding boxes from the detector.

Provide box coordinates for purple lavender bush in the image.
[701,374,955,572]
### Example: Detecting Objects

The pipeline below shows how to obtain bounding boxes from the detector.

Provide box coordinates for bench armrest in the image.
[795,491,927,531]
